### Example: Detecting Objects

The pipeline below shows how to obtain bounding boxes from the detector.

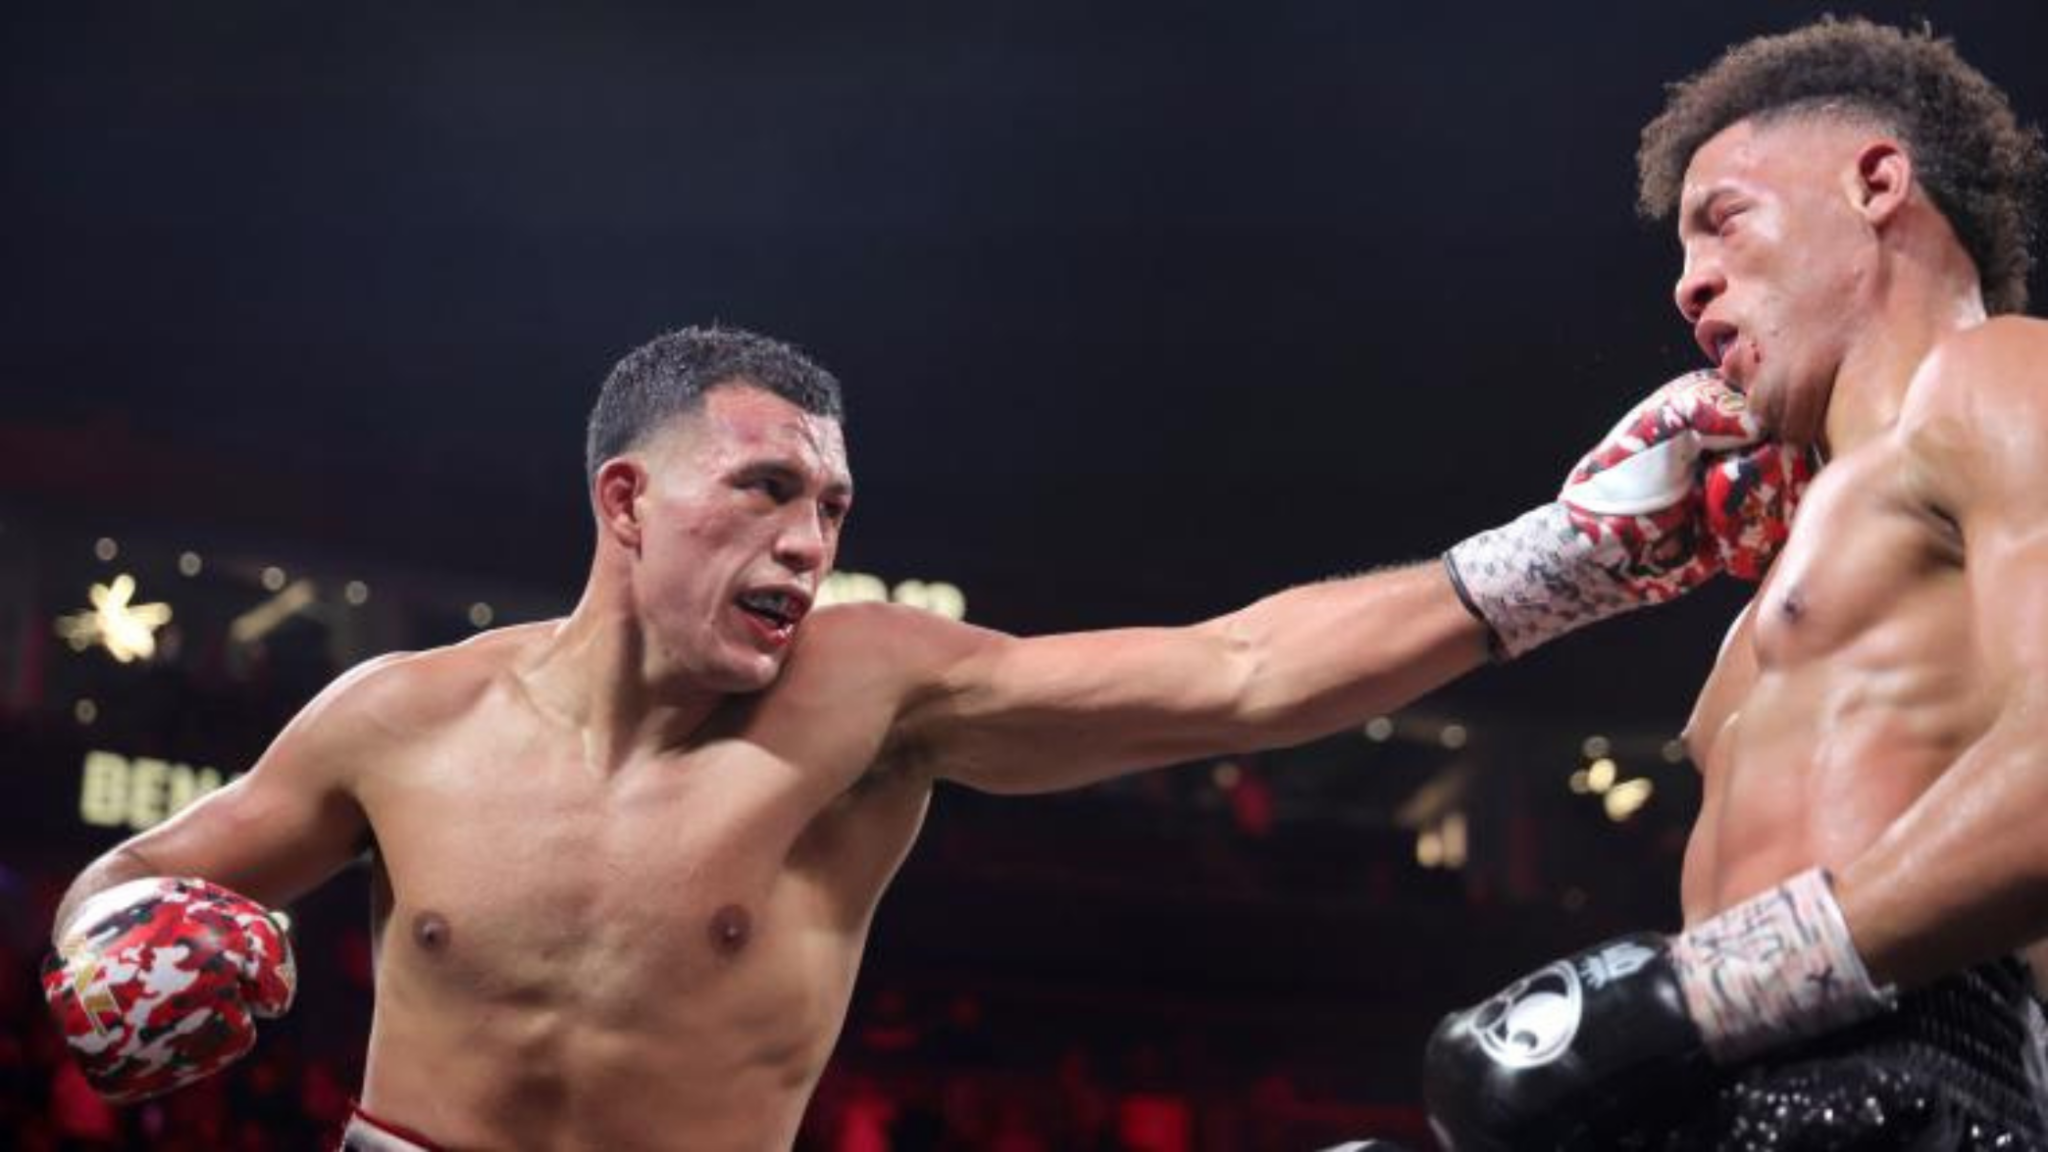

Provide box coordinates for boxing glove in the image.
[1423,933,1709,1149]
[1424,869,1891,1151]
[1447,371,1814,658]
[43,876,296,1103]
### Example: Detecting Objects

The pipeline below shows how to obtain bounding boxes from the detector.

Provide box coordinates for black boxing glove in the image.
[1424,869,1895,1151]
[1424,934,1708,1149]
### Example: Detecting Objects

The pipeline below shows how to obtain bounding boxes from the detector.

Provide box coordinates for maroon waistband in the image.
[341,1102,451,1152]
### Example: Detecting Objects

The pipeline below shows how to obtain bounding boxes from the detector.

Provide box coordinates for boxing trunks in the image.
[339,1104,448,1152]
[1613,958,2048,1150]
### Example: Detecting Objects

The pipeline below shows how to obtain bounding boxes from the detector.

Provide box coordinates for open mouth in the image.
[734,589,809,644]
[1695,319,1738,369]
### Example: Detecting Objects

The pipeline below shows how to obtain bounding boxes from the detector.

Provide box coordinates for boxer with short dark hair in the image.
[1424,19,2048,1150]
[43,323,1793,1148]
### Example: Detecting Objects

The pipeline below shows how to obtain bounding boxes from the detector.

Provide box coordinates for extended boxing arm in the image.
[896,372,1804,794]
[887,562,1486,794]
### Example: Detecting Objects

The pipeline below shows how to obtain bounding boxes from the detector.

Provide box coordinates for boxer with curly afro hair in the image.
[1637,17,2045,314]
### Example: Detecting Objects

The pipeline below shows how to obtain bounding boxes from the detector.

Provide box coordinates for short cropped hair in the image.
[1637,17,2046,314]
[584,325,845,485]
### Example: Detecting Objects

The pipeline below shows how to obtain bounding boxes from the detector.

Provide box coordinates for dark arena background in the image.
[4,3,2046,1149]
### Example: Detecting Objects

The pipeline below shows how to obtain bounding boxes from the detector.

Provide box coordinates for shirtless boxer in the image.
[1424,19,2048,1150]
[41,325,1796,1150]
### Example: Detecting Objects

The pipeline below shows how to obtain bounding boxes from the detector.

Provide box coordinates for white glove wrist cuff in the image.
[1671,867,1897,1064]
[1445,503,1635,659]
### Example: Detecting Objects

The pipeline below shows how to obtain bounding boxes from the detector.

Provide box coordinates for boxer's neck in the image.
[522,586,726,772]
[1822,209,1987,457]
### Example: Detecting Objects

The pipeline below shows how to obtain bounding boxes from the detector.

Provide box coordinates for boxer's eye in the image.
[736,471,795,503]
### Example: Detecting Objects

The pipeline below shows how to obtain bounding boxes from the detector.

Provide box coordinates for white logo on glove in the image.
[1578,941,1657,989]
[1473,961,1583,1069]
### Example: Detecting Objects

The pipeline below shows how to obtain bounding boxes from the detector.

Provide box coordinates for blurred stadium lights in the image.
[1603,777,1655,822]
[1567,751,1658,822]
[818,569,967,619]
[55,573,173,663]
[1396,761,1472,871]
[229,578,318,645]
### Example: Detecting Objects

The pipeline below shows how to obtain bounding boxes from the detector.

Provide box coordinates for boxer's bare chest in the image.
[1748,441,1965,670]
[354,684,902,1018]
[1684,434,1990,913]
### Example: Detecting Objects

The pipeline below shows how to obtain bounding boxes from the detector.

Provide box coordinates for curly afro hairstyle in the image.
[1638,17,2045,314]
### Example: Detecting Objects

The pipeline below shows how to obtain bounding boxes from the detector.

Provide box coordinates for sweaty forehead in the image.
[685,385,849,478]
[1679,120,1777,210]
[1679,114,1875,219]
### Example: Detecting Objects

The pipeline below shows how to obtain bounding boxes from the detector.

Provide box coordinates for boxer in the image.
[44,326,1795,1148]
[1423,19,2048,1150]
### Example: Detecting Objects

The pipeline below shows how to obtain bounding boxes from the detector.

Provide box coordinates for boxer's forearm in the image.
[1196,562,1488,747]
[1833,700,2048,991]
[915,563,1488,795]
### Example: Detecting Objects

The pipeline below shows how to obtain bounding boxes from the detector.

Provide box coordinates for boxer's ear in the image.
[594,456,649,550]
[1847,139,1912,227]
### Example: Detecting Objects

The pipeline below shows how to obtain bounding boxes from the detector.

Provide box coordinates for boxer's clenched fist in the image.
[43,876,296,1103]
[1446,371,1813,657]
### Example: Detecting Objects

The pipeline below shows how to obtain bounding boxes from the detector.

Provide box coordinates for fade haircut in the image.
[584,325,845,486]
[1637,17,2046,314]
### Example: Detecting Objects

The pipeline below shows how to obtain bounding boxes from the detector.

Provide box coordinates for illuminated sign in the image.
[818,571,967,619]
[78,751,230,832]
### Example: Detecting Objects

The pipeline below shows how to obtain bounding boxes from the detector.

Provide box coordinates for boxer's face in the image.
[627,385,851,692]
[1672,116,1881,449]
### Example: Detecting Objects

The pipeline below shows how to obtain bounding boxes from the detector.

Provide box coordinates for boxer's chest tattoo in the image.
[412,911,452,953]
[708,903,752,955]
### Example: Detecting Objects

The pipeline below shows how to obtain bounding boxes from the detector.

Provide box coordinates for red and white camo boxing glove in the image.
[42,876,296,1104]
[1446,371,1815,658]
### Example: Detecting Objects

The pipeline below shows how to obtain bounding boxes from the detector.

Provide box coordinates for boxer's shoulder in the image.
[785,601,985,683]
[1898,318,2048,507]
[306,626,547,748]
[1906,317,2048,419]
[768,603,1000,754]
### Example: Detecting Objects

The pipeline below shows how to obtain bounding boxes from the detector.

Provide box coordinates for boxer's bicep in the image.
[1940,328,2048,721]
[903,623,1247,794]
[97,655,396,910]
